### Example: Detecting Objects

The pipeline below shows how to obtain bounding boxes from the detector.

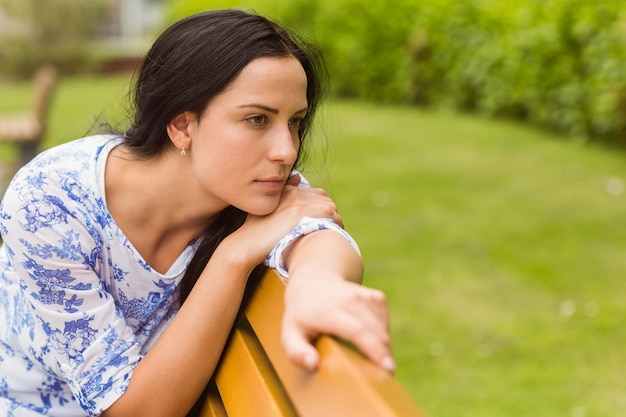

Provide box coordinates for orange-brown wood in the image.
[211,318,298,417]
[196,382,227,417]
[199,269,426,417]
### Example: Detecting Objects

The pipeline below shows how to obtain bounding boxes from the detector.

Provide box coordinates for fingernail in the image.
[381,356,396,373]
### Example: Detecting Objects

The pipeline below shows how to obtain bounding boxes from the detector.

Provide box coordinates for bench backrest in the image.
[31,65,58,127]
[193,269,425,417]
[0,65,58,165]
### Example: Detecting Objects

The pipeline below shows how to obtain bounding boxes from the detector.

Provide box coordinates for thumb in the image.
[286,172,301,187]
[281,323,320,371]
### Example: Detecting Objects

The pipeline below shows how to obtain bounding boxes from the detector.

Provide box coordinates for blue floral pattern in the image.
[0,135,358,416]
[266,216,360,277]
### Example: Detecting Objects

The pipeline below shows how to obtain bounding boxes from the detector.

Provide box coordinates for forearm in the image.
[103,240,256,417]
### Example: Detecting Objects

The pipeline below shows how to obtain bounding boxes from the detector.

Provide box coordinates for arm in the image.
[280,230,395,373]
[103,237,254,416]
[266,173,394,372]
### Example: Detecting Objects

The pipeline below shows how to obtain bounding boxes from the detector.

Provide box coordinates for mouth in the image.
[254,176,287,191]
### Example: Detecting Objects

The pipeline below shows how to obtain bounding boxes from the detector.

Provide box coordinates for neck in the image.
[105,145,223,273]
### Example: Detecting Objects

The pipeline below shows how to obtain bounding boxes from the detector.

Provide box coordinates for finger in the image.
[331,212,344,228]
[287,173,301,186]
[329,306,393,368]
[280,188,343,225]
[311,187,328,196]
[281,322,320,371]
[330,288,394,372]
[350,326,395,373]
[363,288,389,322]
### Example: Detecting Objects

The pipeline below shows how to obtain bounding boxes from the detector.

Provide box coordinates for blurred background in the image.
[1,1,626,416]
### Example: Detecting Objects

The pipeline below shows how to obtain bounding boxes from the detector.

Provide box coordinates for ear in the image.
[166,112,194,151]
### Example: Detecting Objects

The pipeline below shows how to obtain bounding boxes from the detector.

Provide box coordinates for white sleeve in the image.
[263,172,360,278]
[265,216,361,278]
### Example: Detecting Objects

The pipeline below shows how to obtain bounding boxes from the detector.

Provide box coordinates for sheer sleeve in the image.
[264,171,361,278]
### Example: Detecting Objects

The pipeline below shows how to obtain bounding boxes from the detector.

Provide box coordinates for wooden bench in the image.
[190,269,426,417]
[0,65,58,165]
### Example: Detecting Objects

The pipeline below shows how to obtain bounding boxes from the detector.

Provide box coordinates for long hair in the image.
[123,9,327,302]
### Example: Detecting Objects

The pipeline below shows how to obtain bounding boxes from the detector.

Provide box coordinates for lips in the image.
[254,176,286,191]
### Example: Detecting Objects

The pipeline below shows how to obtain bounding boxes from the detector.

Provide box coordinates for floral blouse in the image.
[0,135,358,416]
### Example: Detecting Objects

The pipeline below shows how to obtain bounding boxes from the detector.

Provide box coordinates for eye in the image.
[245,115,268,127]
[288,117,304,129]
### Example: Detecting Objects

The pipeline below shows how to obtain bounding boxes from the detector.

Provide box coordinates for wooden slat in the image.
[209,313,298,417]
[243,269,426,417]
[197,382,228,417]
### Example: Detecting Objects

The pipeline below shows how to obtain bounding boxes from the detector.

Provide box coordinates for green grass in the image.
[0,73,130,162]
[311,102,626,417]
[2,75,626,416]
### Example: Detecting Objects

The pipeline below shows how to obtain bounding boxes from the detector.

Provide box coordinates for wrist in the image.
[214,234,262,278]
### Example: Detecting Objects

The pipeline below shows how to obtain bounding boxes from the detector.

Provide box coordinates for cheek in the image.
[192,131,242,172]
[190,142,253,194]
[192,154,239,185]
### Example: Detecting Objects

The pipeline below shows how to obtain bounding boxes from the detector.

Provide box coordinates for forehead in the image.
[219,56,308,104]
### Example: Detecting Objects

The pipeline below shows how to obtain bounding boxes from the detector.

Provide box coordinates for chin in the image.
[239,199,281,217]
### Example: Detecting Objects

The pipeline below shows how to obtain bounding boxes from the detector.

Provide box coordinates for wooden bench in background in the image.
[0,65,58,165]
[192,269,426,417]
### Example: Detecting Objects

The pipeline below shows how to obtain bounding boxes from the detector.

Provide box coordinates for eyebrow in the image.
[238,104,308,114]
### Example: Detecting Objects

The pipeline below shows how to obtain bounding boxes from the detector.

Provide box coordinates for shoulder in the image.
[30,134,121,169]
[0,135,121,235]
[8,135,120,189]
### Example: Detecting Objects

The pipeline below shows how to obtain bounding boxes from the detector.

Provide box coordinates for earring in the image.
[180,146,187,157]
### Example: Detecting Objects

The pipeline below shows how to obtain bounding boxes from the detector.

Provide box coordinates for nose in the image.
[269,124,299,165]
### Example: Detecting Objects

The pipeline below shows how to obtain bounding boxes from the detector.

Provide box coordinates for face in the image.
[184,56,308,216]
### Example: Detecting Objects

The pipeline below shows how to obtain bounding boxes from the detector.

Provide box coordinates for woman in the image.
[0,9,393,417]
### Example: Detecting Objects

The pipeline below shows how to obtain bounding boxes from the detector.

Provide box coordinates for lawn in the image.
[2,74,626,417]
[315,102,626,417]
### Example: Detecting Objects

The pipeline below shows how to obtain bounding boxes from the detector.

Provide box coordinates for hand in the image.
[229,175,343,266]
[273,174,343,230]
[280,271,395,373]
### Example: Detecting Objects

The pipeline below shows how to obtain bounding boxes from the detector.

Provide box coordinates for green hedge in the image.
[168,0,626,141]
[402,0,626,140]
[0,0,108,76]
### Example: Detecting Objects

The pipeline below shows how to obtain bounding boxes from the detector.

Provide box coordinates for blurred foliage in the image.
[166,0,626,142]
[0,0,109,77]
[404,0,626,141]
